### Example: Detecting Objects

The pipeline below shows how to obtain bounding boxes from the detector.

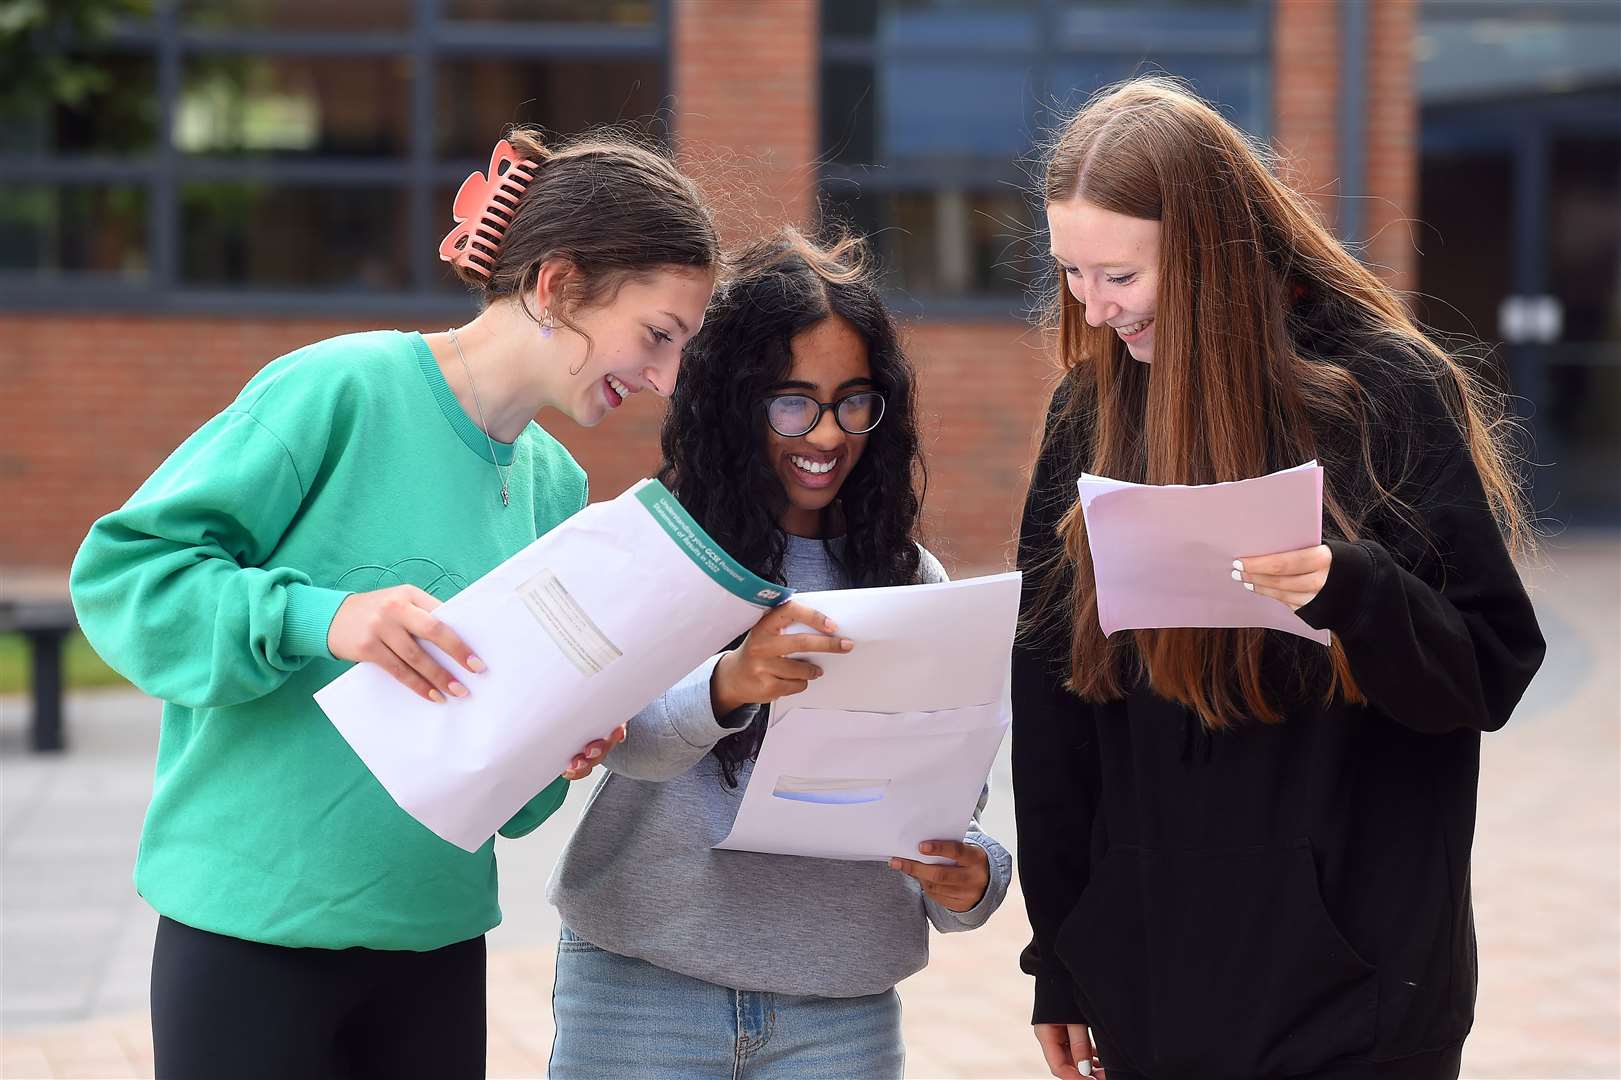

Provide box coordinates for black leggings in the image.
[150,916,486,1080]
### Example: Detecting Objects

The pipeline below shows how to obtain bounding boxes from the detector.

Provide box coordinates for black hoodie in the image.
[1011,365,1546,1080]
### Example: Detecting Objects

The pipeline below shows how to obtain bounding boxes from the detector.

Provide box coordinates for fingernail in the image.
[840,639,853,651]
[888,858,901,869]
[825,620,839,633]
[1231,569,1243,582]
[467,655,487,674]
[811,667,824,678]
[448,681,468,697]
[587,748,602,759]
[1232,559,1244,571]
[428,689,445,704]
[1244,582,1255,592]
[919,843,934,854]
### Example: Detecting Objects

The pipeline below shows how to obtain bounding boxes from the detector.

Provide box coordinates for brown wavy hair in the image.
[1033,77,1530,730]
[449,125,719,351]
[659,227,925,786]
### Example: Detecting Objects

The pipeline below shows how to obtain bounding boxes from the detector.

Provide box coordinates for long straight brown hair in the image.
[1035,77,1530,730]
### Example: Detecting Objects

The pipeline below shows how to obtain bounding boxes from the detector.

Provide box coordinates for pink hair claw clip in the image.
[438,139,539,280]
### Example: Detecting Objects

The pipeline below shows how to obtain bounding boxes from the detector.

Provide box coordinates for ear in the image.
[531,258,577,319]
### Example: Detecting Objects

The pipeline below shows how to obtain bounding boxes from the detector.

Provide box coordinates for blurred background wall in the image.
[1,0,1616,579]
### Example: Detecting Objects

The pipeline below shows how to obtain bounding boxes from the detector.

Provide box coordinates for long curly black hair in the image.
[657,226,926,786]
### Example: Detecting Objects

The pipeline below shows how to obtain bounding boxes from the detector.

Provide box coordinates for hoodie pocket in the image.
[1055,840,1376,1079]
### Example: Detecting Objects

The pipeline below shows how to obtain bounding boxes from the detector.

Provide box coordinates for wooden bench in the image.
[0,595,77,753]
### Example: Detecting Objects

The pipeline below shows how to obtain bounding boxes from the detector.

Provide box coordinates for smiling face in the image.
[547,266,714,426]
[1047,197,1161,363]
[765,315,877,538]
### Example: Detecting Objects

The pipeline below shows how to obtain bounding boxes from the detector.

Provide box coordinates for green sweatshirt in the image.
[70,330,587,951]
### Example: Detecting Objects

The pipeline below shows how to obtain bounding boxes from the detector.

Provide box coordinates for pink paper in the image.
[1078,463,1331,645]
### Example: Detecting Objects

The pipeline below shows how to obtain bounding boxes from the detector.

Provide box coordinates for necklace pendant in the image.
[501,486,510,507]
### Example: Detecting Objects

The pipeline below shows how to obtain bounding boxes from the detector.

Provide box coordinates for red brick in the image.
[2,4,1416,575]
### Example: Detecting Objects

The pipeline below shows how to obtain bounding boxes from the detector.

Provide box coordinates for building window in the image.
[819,0,1272,314]
[1,0,669,313]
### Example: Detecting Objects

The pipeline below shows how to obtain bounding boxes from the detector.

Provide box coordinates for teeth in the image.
[606,374,630,398]
[1117,318,1151,336]
[790,455,835,475]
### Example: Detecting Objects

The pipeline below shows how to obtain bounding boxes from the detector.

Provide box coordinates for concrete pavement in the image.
[3,534,1616,1078]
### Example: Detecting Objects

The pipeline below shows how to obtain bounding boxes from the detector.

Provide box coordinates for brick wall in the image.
[0,312,1051,577]
[0,1,1414,581]
[1273,0,1417,288]
[1365,0,1418,292]
[1274,0,1342,227]
[0,316,358,575]
[672,0,819,242]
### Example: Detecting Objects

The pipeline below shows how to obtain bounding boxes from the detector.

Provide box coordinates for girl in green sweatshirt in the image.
[68,128,718,1080]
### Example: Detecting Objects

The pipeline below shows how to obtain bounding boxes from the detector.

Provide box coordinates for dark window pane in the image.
[1538,355,1621,521]
[180,184,408,289]
[0,185,149,279]
[1064,0,1259,5]
[1550,137,1621,345]
[819,184,888,282]
[444,0,653,24]
[822,61,876,165]
[890,188,1038,296]
[178,56,412,156]
[0,52,158,154]
[431,184,476,294]
[1056,0,1266,54]
[1417,1,1621,105]
[436,58,663,159]
[1416,149,1513,344]
[179,0,412,31]
[823,0,878,38]
[821,186,1039,299]
[883,60,1032,165]
[877,2,1039,49]
[1049,58,1263,134]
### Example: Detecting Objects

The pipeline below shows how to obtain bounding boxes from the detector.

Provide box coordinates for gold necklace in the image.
[447,327,511,507]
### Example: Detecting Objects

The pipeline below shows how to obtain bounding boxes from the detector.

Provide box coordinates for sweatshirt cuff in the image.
[1032,971,1088,1026]
[1294,538,1375,635]
[666,653,761,749]
[498,775,569,839]
[929,835,1011,931]
[281,584,352,660]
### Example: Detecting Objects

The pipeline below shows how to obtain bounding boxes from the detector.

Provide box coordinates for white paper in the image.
[315,479,788,852]
[1078,461,1331,646]
[715,572,1020,863]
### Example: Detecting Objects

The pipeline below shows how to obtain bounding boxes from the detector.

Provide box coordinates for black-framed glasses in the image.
[764,391,887,438]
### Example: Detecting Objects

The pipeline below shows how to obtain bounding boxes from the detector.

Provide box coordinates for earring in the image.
[540,308,554,339]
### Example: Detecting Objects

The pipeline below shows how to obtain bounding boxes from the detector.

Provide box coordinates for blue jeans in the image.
[549,926,904,1080]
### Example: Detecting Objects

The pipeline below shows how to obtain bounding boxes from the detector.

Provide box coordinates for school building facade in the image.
[3,0,1614,578]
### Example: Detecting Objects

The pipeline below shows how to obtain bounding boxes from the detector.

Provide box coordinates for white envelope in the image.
[315,479,788,851]
[715,572,1020,863]
[719,702,1010,863]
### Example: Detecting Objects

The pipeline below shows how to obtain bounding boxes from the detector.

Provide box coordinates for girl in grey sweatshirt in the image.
[546,229,1012,1079]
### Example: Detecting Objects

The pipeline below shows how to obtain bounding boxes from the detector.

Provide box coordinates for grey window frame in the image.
[819,0,1274,320]
[0,0,670,316]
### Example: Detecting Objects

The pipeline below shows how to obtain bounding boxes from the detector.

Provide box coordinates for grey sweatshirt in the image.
[546,534,1012,998]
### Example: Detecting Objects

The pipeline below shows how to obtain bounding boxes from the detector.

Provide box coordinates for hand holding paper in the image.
[890,838,992,912]
[315,479,791,852]
[710,601,852,716]
[326,584,485,703]
[715,572,1020,864]
[1231,544,1334,611]
[1078,462,1331,645]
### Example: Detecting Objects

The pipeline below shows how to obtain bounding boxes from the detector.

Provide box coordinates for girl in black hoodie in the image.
[1014,77,1546,1080]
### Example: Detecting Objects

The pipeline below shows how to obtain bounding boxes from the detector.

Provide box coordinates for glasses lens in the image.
[836,392,885,434]
[767,394,819,436]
